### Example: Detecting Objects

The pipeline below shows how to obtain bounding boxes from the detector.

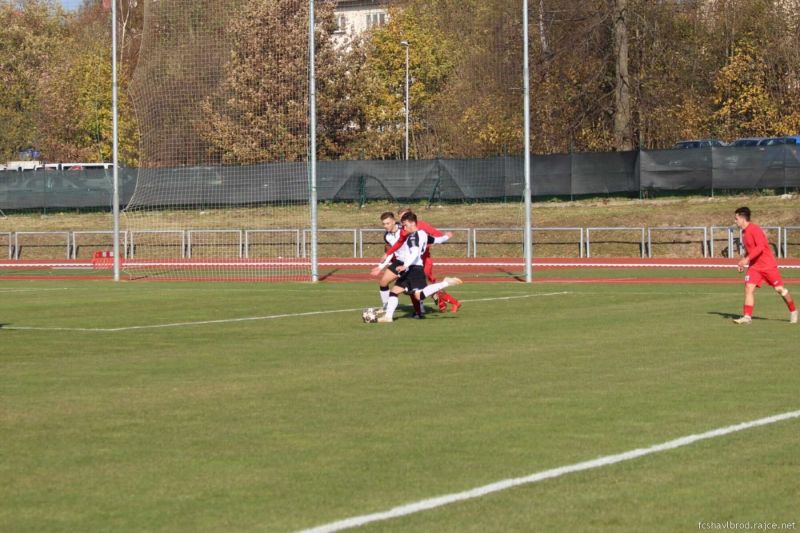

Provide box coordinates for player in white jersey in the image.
[375,211,462,322]
[373,211,452,317]
[374,212,408,311]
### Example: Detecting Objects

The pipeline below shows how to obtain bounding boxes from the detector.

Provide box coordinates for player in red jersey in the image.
[733,207,797,324]
[380,208,461,313]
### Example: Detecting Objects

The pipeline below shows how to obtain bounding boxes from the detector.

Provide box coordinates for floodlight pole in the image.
[401,40,410,160]
[309,0,318,282]
[523,0,532,283]
[112,0,120,281]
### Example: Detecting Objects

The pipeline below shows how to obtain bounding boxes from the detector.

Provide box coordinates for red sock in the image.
[744,305,753,317]
[412,298,422,315]
[788,301,797,312]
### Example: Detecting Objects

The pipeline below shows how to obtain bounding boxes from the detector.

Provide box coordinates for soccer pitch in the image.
[1,280,798,532]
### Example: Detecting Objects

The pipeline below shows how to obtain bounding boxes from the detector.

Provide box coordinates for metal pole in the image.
[401,40,409,160]
[112,0,120,281]
[523,0,532,283]
[309,0,318,282]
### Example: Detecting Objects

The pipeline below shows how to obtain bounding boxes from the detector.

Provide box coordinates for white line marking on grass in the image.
[3,291,570,332]
[4,308,367,332]
[459,291,570,304]
[0,287,71,293]
[298,409,800,533]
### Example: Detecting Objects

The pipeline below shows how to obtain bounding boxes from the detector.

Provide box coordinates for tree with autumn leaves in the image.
[0,0,66,162]
[200,0,361,163]
[36,10,139,164]
[4,0,800,164]
[0,0,139,164]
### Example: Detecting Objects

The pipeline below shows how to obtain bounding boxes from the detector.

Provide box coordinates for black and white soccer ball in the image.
[362,307,379,323]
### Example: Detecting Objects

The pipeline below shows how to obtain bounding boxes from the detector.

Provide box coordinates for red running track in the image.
[1,257,799,283]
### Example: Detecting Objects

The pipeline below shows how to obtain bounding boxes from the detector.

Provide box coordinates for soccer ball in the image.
[362,307,378,323]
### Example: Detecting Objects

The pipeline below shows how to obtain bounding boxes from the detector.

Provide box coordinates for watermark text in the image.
[699,521,796,531]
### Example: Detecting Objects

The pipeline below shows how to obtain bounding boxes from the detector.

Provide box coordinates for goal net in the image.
[125,0,318,281]
[123,0,530,281]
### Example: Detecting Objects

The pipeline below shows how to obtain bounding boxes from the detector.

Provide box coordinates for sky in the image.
[60,0,83,11]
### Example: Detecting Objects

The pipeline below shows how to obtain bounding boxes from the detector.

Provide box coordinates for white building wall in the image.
[333,1,390,46]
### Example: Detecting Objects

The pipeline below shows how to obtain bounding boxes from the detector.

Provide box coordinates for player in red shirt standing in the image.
[733,207,797,324]
[380,208,461,313]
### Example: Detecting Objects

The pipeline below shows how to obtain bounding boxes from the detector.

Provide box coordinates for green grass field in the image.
[1,279,799,532]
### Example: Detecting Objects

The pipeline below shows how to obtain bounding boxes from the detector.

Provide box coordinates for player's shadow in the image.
[317,268,339,281]
[483,267,525,281]
[503,269,525,282]
[707,311,769,321]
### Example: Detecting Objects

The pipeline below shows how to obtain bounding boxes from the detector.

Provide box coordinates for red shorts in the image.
[745,267,783,288]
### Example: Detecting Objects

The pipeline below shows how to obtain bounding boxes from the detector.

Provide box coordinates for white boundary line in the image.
[2,291,570,332]
[0,287,71,293]
[298,409,800,533]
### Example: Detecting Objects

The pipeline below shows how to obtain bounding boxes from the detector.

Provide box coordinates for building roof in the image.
[335,0,390,8]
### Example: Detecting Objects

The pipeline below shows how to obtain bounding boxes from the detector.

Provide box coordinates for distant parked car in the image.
[672,139,726,149]
[729,137,765,147]
[756,137,785,146]
[756,136,800,146]
[5,160,43,171]
[43,162,113,171]
[729,136,800,147]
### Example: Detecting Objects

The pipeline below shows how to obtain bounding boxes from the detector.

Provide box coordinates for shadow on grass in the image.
[707,311,769,321]
[502,269,526,282]
[317,268,340,281]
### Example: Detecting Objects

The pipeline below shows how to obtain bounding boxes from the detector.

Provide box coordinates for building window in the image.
[336,15,347,33]
[366,12,386,29]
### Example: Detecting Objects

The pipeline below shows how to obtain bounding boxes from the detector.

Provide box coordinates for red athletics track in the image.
[2,257,799,284]
[316,257,800,284]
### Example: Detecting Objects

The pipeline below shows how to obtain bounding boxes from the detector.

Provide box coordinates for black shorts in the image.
[387,259,404,275]
[395,266,427,292]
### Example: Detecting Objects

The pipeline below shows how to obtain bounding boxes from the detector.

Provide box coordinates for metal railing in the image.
[472,227,522,258]
[532,227,584,259]
[783,226,800,258]
[472,227,583,258]
[244,229,301,259]
[761,226,782,259]
[647,226,708,258]
[71,230,128,259]
[358,227,471,258]
[186,229,243,259]
[709,226,737,258]
[13,231,70,260]
[3,225,796,260]
[129,230,186,259]
[301,228,358,258]
[0,231,12,259]
[585,227,646,258]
